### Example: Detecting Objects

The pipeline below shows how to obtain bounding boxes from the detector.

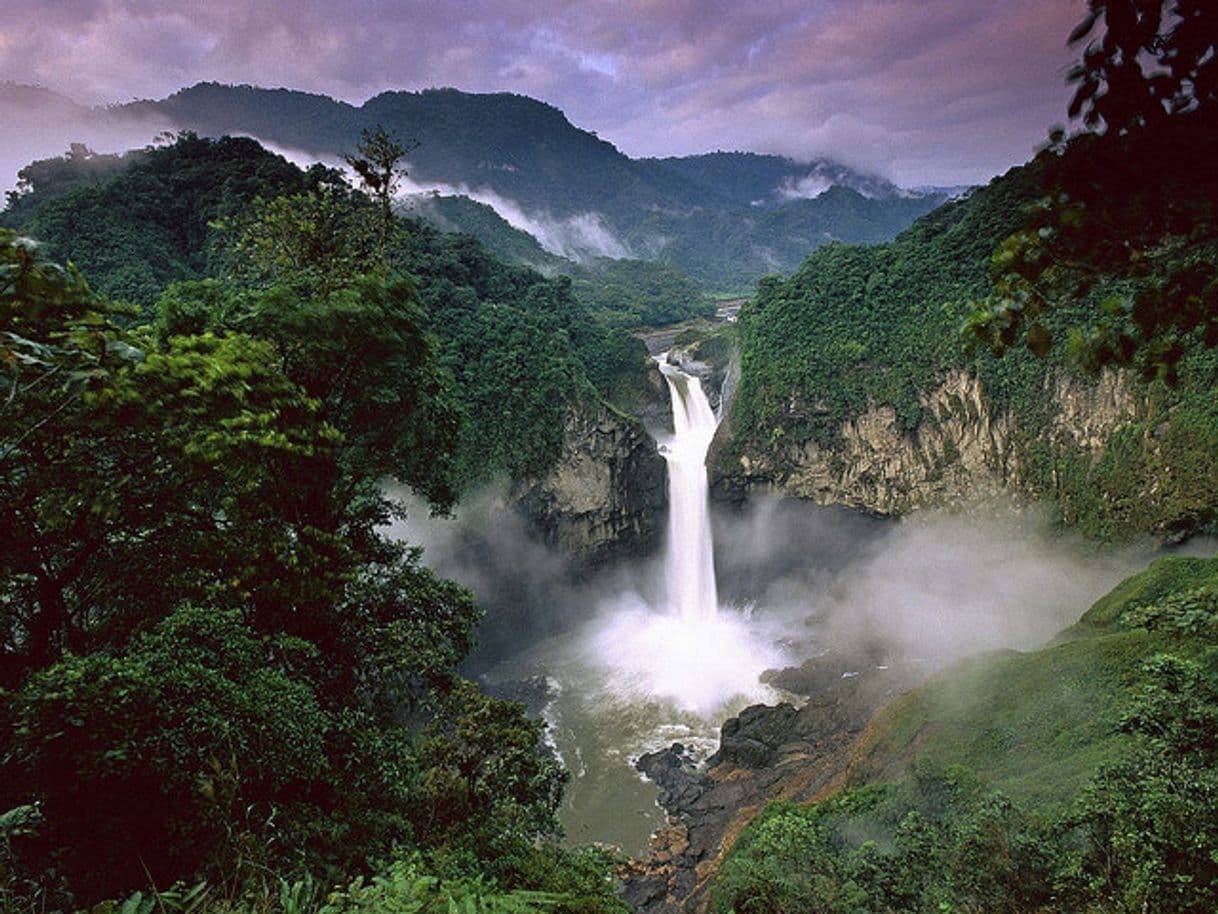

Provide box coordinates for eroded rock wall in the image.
[513,403,666,563]
[714,368,1141,515]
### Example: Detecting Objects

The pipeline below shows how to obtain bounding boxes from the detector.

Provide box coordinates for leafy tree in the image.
[1,240,339,679]
[1,144,134,226]
[157,274,460,515]
[3,605,329,900]
[416,681,567,865]
[216,188,379,295]
[345,125,418,260]
[1063,653,1218,914]
[6,134,333,308]
[964,1,1218,380]
[1066,0,1217,134]
[0,147,629,913]
[337,543,481,714]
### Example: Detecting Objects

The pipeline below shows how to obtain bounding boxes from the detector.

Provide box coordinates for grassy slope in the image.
[710,553,1218,912]
[847,554,1218,808]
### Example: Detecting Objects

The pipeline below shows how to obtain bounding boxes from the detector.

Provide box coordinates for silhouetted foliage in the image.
[965,1,1218,380]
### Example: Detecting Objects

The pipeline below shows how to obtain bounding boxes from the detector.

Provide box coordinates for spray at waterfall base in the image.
[585,358,793,716]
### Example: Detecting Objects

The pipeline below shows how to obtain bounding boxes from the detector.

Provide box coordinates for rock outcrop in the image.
[714,368,1141,514]
[513,403,667,563]
[624,659,928,914]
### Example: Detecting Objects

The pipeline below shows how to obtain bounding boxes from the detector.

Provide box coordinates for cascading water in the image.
[657,359,721,621]
[433,351,790,852]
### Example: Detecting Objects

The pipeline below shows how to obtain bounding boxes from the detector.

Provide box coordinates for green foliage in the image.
[320,857,567,914]
[1124,585,1218,637]
[1060,652,1218,913]
[332,542,481,715]
[8,133,332,308]
[570,257,712,328]
[94,881,212,914]
[712,557,1218,913]
[0,199,621,912]
[731,161,1044,451]
[962,121,1218,382]
[1076,554,1218,631]
[392,221,649,486]
[730,123,1218,541]
[416,681,567,866]
[5,606,328,900]
[344,125,417,262]
[86,847,630,914]
[157,274,460,511]
[3,132,654,496]
[965,0,1218,380]
[712,774,1056,914]
[216,188,380,294]
[1,143,134,226]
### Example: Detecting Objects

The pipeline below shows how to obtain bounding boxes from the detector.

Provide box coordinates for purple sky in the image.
[1,0,1087,185]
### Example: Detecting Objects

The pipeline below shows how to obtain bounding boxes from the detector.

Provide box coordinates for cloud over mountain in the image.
[1,0,1084,185]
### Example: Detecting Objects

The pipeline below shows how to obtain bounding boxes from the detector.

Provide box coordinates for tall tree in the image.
[344,125,418,261]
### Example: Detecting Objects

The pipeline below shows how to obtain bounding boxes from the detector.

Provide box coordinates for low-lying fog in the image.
[385,486,1209,851]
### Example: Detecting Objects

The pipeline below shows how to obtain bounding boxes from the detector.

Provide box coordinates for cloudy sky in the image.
[1,0,1087,185]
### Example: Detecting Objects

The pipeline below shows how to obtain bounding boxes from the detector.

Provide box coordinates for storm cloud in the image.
[1,0,1086,185]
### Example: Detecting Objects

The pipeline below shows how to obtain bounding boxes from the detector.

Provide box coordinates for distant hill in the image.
[2,82,950,292]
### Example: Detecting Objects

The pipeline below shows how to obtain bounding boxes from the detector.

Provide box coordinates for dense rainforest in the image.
[0,135,640,912]
[1,133,654,492]
[3,2,1217,912]
[722,101,1218,542]
[700,4,1218,912]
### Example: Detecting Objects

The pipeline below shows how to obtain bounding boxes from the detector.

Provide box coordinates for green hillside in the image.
[102,83,946,290]
[1,133,650,494]
[723,110,1218,542]
[0,209,629,913]
[712,554,1218,914]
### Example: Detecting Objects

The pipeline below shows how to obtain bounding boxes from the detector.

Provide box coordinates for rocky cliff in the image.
[513,403,667,563]
[624,656,928,914]
[713,367,1143,517]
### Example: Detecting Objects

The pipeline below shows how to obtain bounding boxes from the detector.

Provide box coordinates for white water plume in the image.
[385,478,1181,852]
[572,358,790,717]
[657,360,720,621]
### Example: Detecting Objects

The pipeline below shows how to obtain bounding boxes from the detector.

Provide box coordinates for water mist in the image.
[389,357,1159,853]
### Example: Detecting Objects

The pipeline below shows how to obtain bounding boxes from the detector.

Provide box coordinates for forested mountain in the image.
[717,102,1218,544]
[0,128,640,911]
[1,133,650,495]
[2,82,946,290]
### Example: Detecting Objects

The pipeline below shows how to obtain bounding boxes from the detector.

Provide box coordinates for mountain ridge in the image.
[2,81,949,289]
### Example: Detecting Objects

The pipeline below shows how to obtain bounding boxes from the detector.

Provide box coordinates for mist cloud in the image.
[386,482,1186,696]
[0,86,172,197]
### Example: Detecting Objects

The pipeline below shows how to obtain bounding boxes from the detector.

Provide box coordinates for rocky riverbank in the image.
[623,653,929,913]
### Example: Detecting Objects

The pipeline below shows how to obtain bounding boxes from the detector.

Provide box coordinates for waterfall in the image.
[658,358,721,621]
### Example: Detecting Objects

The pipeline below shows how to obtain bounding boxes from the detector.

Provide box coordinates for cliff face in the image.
[714,368,1142,515]
[513,403,667,563]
